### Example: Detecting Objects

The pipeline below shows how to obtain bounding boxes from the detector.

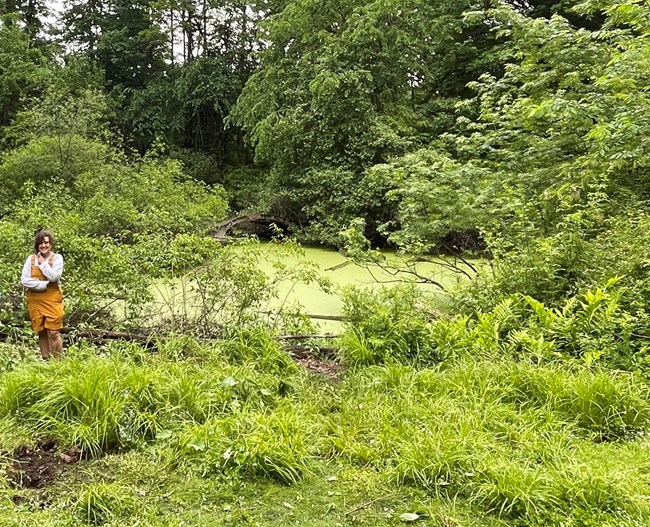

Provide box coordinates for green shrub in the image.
[0,135,112,213]
[339,274,650,381]
[455,231,593,314]
[340,285,442,366]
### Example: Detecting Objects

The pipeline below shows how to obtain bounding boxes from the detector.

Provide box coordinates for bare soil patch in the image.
[296,355,345,379]
[10,439,81,489]
[289,345,345,380]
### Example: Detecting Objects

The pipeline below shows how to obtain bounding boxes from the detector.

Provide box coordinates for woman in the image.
[20,230,64,359]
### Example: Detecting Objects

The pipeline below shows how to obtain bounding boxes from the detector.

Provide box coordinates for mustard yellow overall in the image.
[26,254,64,333]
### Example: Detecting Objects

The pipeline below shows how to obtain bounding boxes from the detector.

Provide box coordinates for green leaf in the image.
[186,439,206,451]
[155,430,172,440]
[399,512,420,522]
[220,376,239,388]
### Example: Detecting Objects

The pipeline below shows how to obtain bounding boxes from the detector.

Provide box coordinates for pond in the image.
[148,241,480,333]
[259,244,476,328]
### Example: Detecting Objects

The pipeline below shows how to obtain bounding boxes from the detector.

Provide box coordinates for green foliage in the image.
[73,158,228,238]
[341,277,650,376]
[60,1,254,156]
[451,0,650,244]
[0,357,160,456]
[0,331,648,525]
[84,1,167,91]
[232,0,497,172]
[0,19,52,135]
[230,0,503,244]
[454,209,650,331]
[0,87,232,331]
[455,227,596,311]
[315,0,650,253]
[0,2,650,526]
[363,149,491,252]
[0,1,50,44]
[218,328,299,374]
[75,482,134,525]
[121,55,249,153]
[466,284,649,372]
[174,402,319,485]
[0,137,113,213]
[7,87,113,147]
[340,285,443,367]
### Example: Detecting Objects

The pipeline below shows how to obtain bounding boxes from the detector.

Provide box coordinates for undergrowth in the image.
[0,323,647,526]
[0,332,302,457]
[340,279,650,373]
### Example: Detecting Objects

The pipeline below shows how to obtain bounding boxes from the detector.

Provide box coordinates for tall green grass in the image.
[0,335,305,457]
[0,331,649,525]
[74,482,134,525]
[170,401,322,484]
[323,360,650,523]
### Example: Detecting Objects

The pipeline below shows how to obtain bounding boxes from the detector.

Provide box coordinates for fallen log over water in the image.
[62,328,154,342]
[277,334,338,340]
[211,214,290,242]
[260,311,347,322]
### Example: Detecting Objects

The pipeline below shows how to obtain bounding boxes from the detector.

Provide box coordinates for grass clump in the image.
[440,359,650,440]
[74,482,134,525]
[0,357,162,456]
[217,328,300,374]
[0,338,306,457]
[171,401,322,484]
[509,367,650,440]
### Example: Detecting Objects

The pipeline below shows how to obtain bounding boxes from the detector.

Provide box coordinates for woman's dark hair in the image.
[34,230,55,254]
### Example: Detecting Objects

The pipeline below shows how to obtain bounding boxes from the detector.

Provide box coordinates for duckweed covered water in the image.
[259,244,474,320]
[149,242,479,332]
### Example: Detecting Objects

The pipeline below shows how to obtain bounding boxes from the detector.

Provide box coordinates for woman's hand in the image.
[37,254,45,265]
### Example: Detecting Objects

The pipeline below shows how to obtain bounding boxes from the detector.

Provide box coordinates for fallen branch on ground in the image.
[276,334,338,340]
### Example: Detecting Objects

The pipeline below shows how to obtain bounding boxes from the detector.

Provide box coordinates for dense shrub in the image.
[341,278,650,374]
[0,137,230,332]
[340,285,443,366]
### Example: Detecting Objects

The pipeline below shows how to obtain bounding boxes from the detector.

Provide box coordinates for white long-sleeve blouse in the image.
[20,253,64,291]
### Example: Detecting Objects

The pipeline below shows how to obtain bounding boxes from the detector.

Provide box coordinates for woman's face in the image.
[39,237,52,255]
